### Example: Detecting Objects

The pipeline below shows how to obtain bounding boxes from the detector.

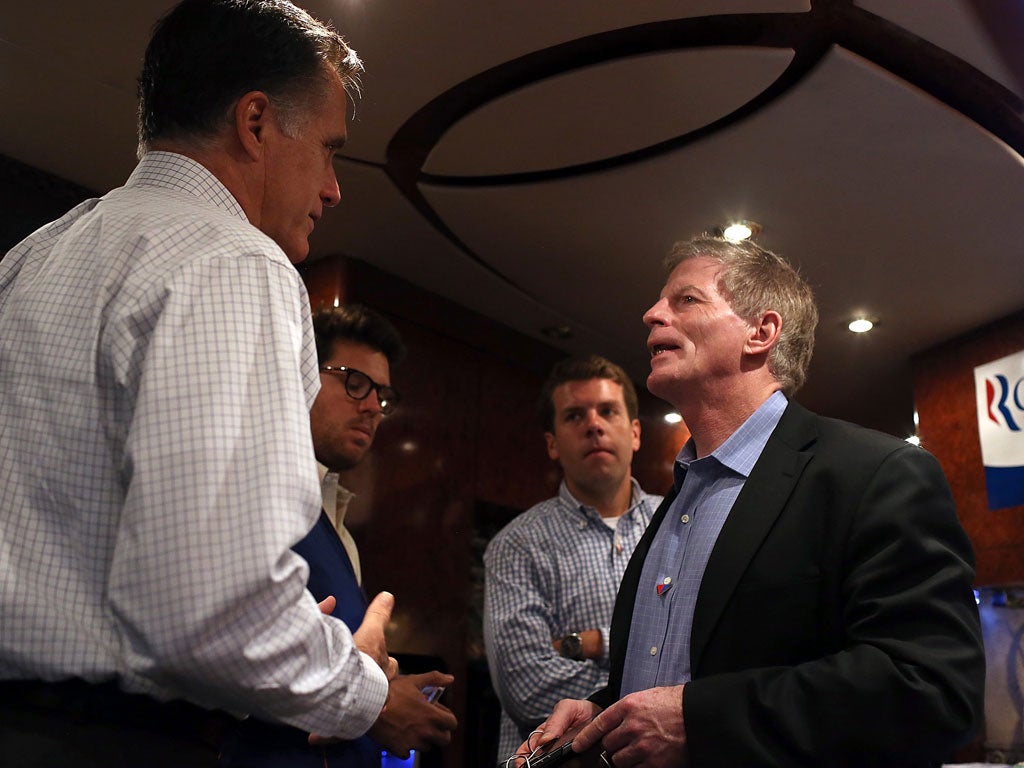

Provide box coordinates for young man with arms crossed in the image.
[485,355,662,761]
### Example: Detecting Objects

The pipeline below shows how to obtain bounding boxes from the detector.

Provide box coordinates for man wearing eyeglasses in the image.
[221,303,458,767]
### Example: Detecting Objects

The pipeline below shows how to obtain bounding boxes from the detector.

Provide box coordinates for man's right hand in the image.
[515,698,602,755]
[572,685,687,768]
[353,591,399,680]
[369,671,458,757]
[308,592,400,747]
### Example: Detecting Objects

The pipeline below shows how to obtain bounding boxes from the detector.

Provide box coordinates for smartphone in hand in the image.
[420,684,445,703]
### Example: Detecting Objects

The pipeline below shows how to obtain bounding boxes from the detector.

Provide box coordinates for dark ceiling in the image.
[2,0,1023,438]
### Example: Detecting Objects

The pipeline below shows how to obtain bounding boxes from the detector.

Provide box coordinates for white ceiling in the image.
[2,0,1022,438]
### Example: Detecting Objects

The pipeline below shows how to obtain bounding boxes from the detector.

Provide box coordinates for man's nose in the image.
[357,390,382,415]
[322,168,341,208]
[584,410,605,434]
[643,298,667,327]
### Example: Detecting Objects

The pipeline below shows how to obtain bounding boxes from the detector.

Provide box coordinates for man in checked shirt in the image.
[484,355,663,762]
[0,1,396,765]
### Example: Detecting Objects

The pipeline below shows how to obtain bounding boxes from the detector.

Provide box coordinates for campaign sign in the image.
[975,349,1024,511]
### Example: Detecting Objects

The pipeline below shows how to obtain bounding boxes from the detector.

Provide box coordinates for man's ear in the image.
[234,91,273,162]
[631,419,641,453]
[544,431,559,461]
[745,310,782,356]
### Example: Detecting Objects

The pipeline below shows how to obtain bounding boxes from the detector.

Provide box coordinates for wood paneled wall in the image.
[300,256,688,767]
[912,309,1024,586]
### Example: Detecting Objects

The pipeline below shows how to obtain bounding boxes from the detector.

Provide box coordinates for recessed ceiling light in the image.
[663,412,683,424]
[848,318,874,334]
[721,221,762,242]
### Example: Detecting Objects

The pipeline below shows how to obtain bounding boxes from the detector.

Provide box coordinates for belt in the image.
[0,678,236,749]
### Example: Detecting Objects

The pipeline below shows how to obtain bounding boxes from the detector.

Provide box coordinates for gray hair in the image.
[665,236,818,396]
[137,0,362,154]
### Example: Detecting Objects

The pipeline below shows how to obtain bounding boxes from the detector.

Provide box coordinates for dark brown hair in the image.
[312,304,405,366]
[538,355,639,432]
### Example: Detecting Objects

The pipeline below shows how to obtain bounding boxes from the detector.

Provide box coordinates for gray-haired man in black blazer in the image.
[526,236,984,768]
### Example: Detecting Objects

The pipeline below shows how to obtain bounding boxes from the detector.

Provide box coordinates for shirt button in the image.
[663,577,672,585]
[650,646,658,656]
[680,514,690,524]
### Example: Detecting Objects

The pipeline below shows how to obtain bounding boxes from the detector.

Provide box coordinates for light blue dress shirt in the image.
[621,390,788,695]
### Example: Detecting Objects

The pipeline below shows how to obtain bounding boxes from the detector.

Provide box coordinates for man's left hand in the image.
[369,672,458,757]
[572,685,687,768]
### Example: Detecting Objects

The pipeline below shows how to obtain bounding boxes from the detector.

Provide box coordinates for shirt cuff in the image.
[323,651,390,740]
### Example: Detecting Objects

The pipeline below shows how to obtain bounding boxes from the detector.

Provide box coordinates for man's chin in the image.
[274,232,311,264]
[284,243,310,264]
[571,469,628,497]
[647,371,684,408]
[328,458,361,473]
[647,369,668,395]
[326,442,370,471]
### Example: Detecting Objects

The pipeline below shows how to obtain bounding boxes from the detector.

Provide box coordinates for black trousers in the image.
[0,679,234,768]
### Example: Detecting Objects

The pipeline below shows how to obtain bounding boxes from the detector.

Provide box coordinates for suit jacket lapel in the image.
[689,401,817,672]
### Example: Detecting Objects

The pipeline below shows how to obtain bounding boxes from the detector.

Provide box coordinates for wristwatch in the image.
[560,632,584,660]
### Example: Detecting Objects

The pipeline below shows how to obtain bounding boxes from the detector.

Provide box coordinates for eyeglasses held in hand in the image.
[319,366,400,415]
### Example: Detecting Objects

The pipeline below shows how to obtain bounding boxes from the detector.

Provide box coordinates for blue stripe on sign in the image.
[984,464,1024,511]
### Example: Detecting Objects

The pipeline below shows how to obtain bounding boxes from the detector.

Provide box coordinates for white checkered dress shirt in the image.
[484,480,661,758]
[0,152,387,738]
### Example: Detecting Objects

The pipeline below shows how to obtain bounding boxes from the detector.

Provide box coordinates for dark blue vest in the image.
[219,511,380,768]
[294,511,370,633]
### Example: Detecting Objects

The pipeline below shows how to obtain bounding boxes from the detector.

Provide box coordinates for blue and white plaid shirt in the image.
[484,479,662,758]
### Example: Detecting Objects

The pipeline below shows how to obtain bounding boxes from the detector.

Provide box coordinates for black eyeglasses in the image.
[319,366,400,415]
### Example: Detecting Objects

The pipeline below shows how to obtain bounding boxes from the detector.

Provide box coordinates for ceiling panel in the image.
[1,0,1022,439]
[426,48,795,176]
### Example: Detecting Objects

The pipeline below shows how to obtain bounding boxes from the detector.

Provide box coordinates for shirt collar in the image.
[675,390,789,480]
[558,477,646,519]
[127,151,249,224]
[317,462,356,529]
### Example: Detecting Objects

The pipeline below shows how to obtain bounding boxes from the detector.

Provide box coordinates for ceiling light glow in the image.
[848,318,874,334]
[722,223,753,242]
[664,412,683,424]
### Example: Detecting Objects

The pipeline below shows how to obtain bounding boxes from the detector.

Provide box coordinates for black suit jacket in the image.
[593,401,985,767]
